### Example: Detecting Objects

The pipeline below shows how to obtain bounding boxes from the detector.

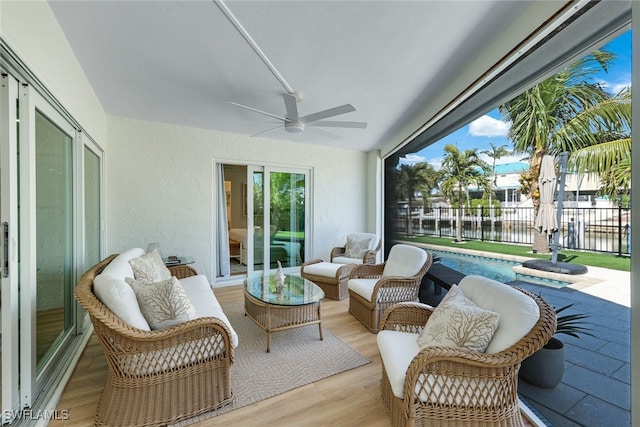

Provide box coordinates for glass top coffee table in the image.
[244,274,324,352]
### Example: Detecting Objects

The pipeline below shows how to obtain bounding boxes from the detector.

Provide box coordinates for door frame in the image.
[212,159,312,284]
[1,70,21,421]
[19,84,79,405]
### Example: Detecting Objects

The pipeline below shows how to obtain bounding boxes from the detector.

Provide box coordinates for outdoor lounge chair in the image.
[330,232,382,264]
[347,244,432,332]
[376,275,556,426]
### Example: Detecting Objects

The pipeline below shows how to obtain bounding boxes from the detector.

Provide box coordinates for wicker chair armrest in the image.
[350,262,385,279]
[362,250,377,264]
[168,264,198,279]
[362,239,382,264]
[380,302,433,333]
[371,275,421,300]
[100,317,235,378]
[330,246,346,261]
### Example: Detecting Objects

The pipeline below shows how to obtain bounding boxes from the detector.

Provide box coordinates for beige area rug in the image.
[173,300,370,425]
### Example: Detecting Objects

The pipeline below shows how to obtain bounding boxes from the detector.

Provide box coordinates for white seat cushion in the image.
[303,262,343,277]
[382,244,427,277]
[459,275,539,354]
[332,256,364,265]
[378,330,421,398]
[181,275,239,348]
[347,278,378,302]
[378,329,497,406]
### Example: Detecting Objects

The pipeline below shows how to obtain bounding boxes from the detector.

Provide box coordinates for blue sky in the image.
[402,30,632,168]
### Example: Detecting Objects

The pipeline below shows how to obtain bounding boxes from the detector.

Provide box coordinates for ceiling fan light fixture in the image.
[285,121,305,134]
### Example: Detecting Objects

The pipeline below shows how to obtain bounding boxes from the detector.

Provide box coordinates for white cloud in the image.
[469,115,509,137]
[599,78,632,95]
[399,153,427,165]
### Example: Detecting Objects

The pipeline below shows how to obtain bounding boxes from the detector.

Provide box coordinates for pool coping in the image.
[409,242,603,290]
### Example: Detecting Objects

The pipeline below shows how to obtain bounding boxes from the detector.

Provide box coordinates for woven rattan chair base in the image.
[381,367,525,427]
[75,254,235,427]
[348,291,409,333]
[96,358,232,426]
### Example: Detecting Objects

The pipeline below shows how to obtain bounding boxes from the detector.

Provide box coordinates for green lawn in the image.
[399,235,630,272]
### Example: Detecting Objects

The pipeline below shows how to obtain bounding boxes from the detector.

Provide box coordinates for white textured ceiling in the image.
[48,0,546,152]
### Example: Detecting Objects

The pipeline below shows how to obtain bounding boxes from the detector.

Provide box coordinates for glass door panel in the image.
[268,171,305,268]
[241,165,309,277]
[35,108,74,369]
[249,168,265,272]
[84,146,101,268]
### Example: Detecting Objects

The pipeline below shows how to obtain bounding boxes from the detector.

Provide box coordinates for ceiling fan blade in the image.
[283,93,299,122]
[308,120,368,129]
[230,102,287,122]
[300,104,356,124]
[308,127,341,140]
[251,125,283,137]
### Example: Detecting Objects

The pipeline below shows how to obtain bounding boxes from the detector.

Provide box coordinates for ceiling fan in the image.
[231,93,367,136]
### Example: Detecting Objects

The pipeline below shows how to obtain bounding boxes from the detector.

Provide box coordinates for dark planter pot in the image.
[519,337,565,388]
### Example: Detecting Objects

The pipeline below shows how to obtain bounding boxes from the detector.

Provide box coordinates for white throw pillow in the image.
[344,235,373,259]
[126,276,197,330]
[417,285,500,353]
[129,250,171,283]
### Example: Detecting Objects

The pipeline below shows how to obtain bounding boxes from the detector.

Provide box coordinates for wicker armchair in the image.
[347,244,432,332]
[74,255,235,427]
[330,232,382,264]
[377,279,556,426]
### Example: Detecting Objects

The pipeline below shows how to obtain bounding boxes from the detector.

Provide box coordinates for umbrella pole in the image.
[551,152,570,264]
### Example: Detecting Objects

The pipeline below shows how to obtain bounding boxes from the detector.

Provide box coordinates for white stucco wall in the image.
[0,0,107,144]
[106,116,370,284]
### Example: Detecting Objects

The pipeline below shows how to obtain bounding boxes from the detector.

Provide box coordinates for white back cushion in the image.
[93,274,151,331]
[382,244,427,277]
[459,275,539,354]
[101,247,145,279]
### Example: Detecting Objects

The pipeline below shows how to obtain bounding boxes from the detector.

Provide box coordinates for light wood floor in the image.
[50,285,536,427]
[50,285,391,427]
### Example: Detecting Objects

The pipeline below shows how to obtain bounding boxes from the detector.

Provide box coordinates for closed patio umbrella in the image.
[534,155,557,235]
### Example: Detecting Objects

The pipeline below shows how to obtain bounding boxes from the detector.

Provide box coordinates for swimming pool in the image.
[429,249,570,288]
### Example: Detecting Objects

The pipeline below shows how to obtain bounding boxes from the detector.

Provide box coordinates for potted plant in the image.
[519,302,593,388]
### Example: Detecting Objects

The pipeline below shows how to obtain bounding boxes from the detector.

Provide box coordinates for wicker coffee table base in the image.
[244,291,323,352]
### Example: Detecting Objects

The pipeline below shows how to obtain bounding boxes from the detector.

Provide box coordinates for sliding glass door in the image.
[0,70,104,418]
[245,165,308,275]
[20,87,78,401]
[1,70,21,422]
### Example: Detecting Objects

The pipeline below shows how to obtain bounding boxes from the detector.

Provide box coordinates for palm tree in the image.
[499,50,630,253]
[397,162,439,236]
[481,143,511,212]
[439,145,490,242]
[569,86,632,201]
